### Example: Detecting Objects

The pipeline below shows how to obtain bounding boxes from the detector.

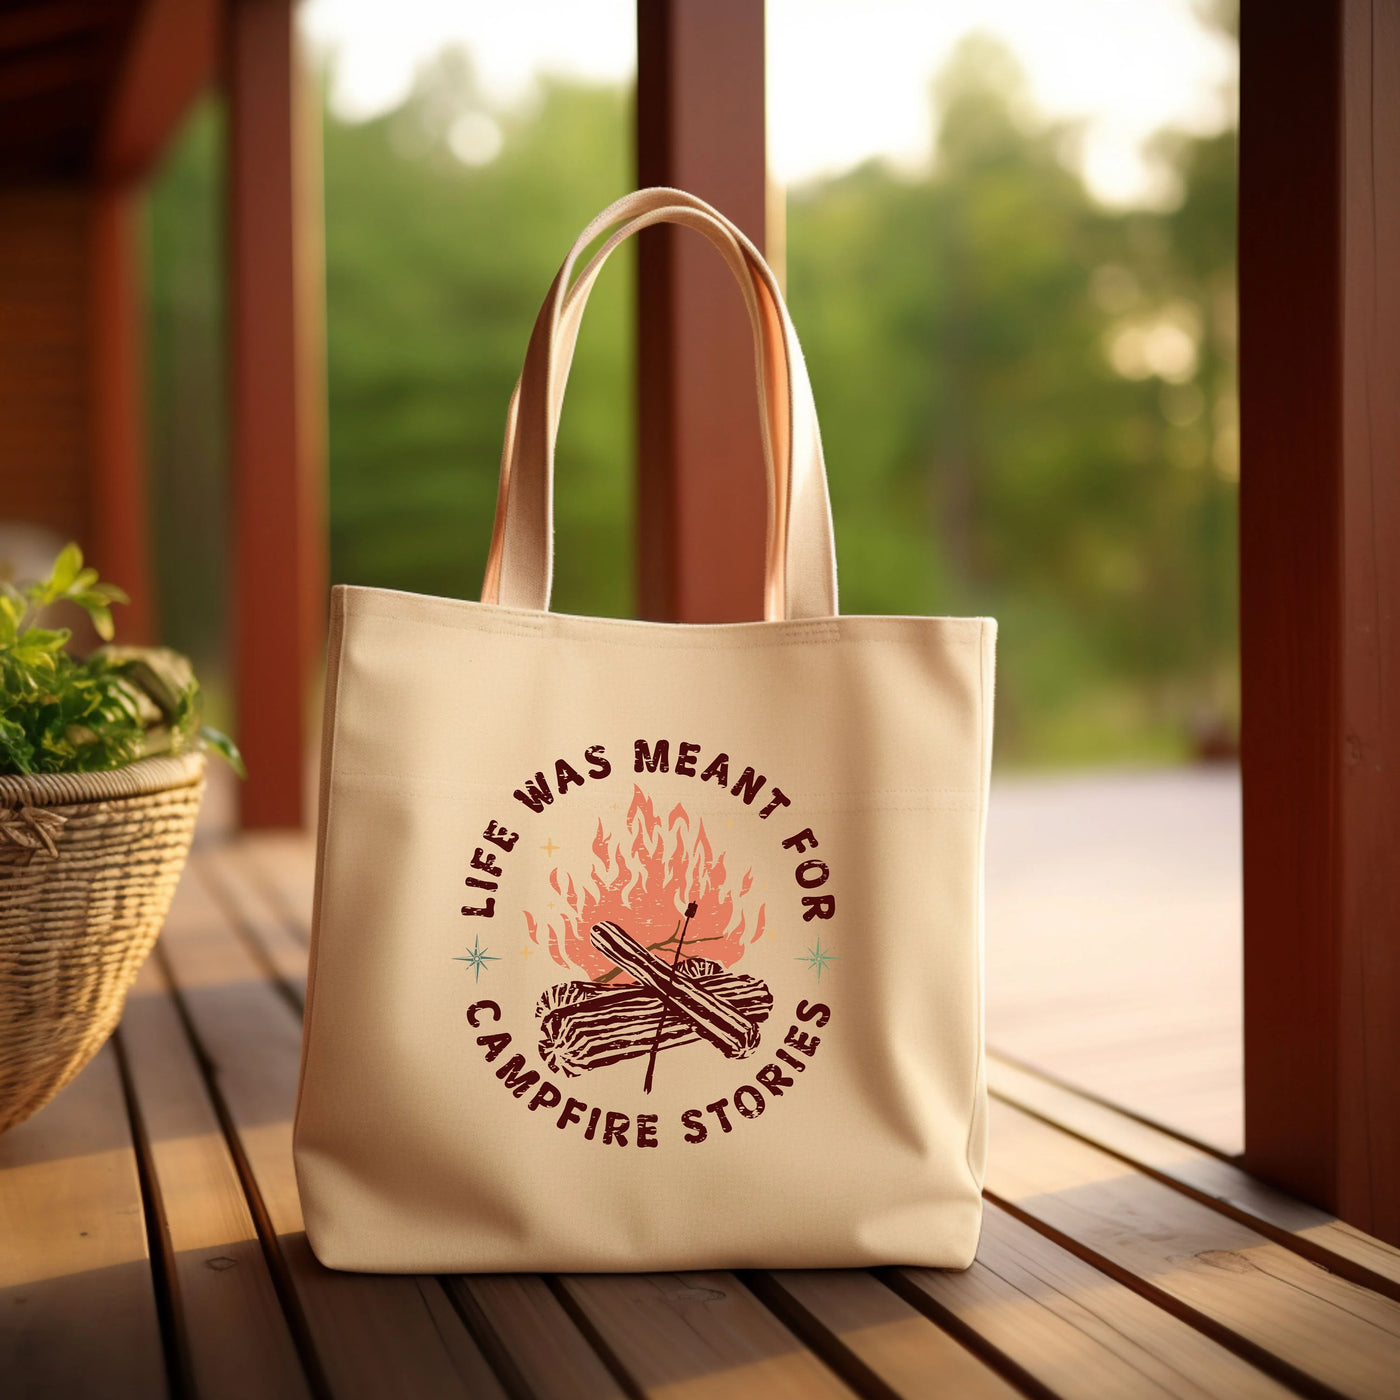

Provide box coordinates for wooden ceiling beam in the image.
[96,0,218,185]
[0,44,108,103]
[0,2,113,56]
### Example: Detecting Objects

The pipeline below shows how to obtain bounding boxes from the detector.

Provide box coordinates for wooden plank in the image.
[989,1055,1400,1301]
[987,1097,1400,1398]
[198,845,309,1000]
[894,1204,1294,1400]
[227,0,326,829]
[234,832,316,943]
[118,955,310,1399]
[749,1268,1023,1399]
[157,860,506,1399]
[557,1271,857,1399]
[0,1045,167,1399]
[636,0,769,622]
[1240,0,1400,1242]
[985,768,1244,1156]
[444,1276,628,1400]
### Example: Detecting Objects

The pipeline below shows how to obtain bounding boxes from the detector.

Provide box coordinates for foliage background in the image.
[145,32,1237,768]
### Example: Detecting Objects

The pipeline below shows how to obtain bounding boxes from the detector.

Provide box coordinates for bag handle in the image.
[481,188,839,620]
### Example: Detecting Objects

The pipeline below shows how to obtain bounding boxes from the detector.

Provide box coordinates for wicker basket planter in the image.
[0,751,205,1133]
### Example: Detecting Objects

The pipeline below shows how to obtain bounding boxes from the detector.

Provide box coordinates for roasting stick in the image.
[642,901,698,1094]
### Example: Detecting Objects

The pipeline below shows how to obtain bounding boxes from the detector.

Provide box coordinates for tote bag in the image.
[294,188,996,1273]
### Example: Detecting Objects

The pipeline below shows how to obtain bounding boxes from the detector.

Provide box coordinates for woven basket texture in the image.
[0,752,205,1133]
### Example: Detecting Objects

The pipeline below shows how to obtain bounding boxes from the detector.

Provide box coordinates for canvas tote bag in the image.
[295,188,996,1273]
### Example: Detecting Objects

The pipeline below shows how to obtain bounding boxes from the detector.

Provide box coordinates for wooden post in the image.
[88,0,219,646]
[636,0,768,622]
[1240,0,1400,1243]
[89,182,154,644]
[226,0,326,828]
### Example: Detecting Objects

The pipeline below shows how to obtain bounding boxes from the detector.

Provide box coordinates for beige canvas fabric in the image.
[294,189,997,1273]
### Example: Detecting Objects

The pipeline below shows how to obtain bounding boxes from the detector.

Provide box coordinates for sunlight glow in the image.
[301,0,1236,208]
[449,111,504,166]
[1106,301,1204,382]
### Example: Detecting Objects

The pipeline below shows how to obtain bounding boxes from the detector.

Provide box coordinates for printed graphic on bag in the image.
[455,738,839,1148]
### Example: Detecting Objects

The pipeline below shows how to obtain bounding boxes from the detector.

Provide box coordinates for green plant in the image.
[0,543,244,777]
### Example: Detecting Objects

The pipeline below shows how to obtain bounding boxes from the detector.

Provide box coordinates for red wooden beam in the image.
[227,0,326,828]
[635,0,768,622]
[1240,0,1400,1243]
[86,0,219,644]
[89,181,154,643]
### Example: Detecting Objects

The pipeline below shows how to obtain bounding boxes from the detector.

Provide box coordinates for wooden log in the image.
[539,973,773,1077]
[590,921,761,1057]
[535,957,723,1019]
[678,956,723,977]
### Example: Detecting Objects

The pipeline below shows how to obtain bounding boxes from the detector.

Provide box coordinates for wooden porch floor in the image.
[985,766,1244,1155]
[5,833,1400,1399]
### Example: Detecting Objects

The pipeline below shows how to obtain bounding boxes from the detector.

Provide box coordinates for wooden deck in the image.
[986,767,1244,1155]
[5,833,1400,1399]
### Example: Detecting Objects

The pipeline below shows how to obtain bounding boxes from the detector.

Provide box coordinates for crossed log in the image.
[535,921,772,1078]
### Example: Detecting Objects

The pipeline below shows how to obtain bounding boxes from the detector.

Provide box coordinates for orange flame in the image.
[524,785,766,980]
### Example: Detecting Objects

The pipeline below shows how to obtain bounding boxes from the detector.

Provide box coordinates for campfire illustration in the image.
[526,789,773,1090]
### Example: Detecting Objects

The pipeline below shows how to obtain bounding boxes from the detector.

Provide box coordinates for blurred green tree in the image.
[786,34,1237,761]
[321,50,635,617]
[146,98,227,678]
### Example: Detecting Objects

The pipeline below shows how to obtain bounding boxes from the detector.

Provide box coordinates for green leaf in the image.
[199,725,247,778]
[0,596,19,648]
[13,628,70,656]
[68,589,120,637]
[0,714,35,773]
[49,542,83,595]
[0,546,236,776]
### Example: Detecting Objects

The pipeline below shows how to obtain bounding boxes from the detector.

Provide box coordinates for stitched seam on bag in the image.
[327,769,983,805]
[341,589,989,649]
[328,772,980,794]
[296,591,350,1130]
[370,619,980,651]
[965,617,993,1190]
[345,617,986,652]
[352,610,847,648]
[343,583,993,629]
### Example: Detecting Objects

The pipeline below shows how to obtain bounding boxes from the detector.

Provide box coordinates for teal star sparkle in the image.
[796,937,840,981]
[454,935,500,983]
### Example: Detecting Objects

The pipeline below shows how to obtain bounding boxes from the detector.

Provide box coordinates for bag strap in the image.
[492,200,796,615]
[481,188,839,620]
